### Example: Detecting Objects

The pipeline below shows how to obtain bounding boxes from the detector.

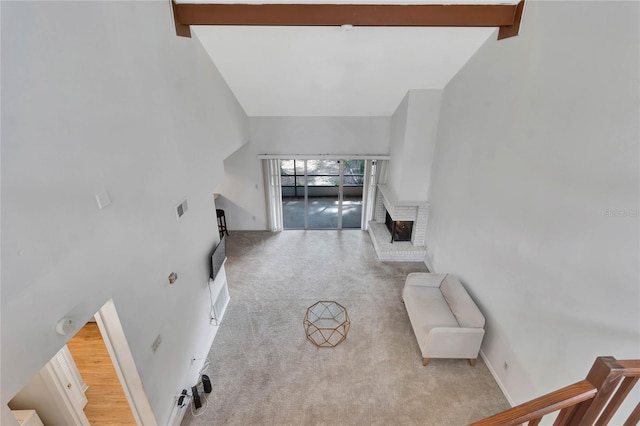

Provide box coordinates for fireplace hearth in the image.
[367,184,428,262]
[385,211,413,243]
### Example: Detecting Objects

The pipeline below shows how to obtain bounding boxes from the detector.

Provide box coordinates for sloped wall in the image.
[1,2,248,424]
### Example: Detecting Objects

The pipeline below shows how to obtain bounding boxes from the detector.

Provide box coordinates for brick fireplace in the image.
[385,211,413,242]
[367,184,429,261]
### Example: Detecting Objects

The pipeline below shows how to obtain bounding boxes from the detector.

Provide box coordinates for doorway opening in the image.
[280,159,365,229]
[66,321,136,424]
[7,300,156,425]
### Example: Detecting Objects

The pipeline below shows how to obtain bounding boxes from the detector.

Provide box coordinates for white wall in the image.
[387,93,409,192]
[387,89,442,201]
[216,116,391,229]
[427,0,639,413]
[1,2,248,424]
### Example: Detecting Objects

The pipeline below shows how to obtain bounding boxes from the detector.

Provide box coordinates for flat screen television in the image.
[210,235,226,281]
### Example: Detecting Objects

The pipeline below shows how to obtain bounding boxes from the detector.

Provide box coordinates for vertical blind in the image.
[262,159,283,231]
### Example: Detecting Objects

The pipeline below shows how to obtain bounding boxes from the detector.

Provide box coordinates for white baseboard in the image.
[167,395,189,426]
[480,349,515,407]
[423,253,434,273]
[167,273,230,426]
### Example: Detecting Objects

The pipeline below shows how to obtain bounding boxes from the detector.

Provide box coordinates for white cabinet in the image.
[11,410,44,426]
[50,345,89,409]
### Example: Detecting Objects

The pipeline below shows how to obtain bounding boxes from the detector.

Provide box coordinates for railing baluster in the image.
[596,376,639,425]
[469,381,597,426]
[553,405,577,426]
[623,401,640,426]
[562,357,625,425]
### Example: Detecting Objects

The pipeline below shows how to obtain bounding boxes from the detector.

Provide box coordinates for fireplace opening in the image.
[385,211,413,243]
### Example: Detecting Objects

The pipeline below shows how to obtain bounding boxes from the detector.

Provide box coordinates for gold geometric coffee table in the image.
[303,301,350,347]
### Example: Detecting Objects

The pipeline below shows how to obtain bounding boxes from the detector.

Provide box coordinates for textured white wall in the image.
[215,116,391,230]
[427,0,639,414]
[401,90,442,201]
[387,93,409,192]
[387,90,442,201]
[1,2,248,424]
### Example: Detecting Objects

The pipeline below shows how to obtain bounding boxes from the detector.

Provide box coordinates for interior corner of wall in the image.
[479,349,516,407]
[424,250,435,273]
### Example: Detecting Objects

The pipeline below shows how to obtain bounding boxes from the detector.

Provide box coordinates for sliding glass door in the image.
[281,159,364,230]
[306,160,340,228]
[341,160,365,229]
[280,159,307,229]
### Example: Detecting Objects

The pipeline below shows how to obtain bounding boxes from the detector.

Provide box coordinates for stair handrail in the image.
[469,356,640,426]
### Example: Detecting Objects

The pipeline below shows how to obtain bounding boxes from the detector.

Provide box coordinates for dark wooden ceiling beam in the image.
[172,1,525,39]
[171,0,192,37]
[497,0,525,40]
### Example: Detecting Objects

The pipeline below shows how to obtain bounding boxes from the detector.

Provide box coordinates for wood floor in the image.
[67,322,137,425]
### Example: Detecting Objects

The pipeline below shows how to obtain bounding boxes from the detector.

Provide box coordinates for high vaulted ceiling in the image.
[177,1,521,117]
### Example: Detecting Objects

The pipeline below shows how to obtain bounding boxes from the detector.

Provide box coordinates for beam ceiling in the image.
[171,1,525,40]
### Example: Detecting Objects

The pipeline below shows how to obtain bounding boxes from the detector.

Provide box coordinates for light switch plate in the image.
[95,190,111,210]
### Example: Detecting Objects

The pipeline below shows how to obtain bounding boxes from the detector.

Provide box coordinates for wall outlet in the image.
[151,334,162,352]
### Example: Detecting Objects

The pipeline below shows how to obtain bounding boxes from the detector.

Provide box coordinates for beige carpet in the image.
[182,231,509,426]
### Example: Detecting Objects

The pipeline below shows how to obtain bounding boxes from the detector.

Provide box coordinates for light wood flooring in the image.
[67,322,137,425]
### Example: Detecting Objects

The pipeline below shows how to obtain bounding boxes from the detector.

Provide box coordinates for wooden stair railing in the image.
[470,356,640,426]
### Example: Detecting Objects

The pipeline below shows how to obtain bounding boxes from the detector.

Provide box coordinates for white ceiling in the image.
[191,5,502,116]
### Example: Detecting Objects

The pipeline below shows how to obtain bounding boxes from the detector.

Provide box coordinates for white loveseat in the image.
[402,273,485,366]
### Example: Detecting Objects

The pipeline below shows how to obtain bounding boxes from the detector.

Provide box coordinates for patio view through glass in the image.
[280,159,364,229]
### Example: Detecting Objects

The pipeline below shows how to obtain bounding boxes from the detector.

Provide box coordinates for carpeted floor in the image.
[182,230,509,426]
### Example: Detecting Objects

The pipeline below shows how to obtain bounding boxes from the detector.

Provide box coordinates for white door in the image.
[9,346,90,425]
[49,346,89,412]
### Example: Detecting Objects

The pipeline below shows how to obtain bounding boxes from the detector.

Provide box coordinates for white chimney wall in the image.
[387,89,443,202]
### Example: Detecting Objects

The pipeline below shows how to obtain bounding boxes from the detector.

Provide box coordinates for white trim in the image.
[377,184,428,207]
[55,346,88,407]
[40,363,90,425]
[257,154,390,160]
[480,349,515,407]
[337,160,344,229]
[361,160,374,230]
[423,252,435,273]
[303,160,309,229]
[95,300,157,425]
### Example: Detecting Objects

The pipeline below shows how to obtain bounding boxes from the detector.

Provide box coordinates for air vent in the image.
[176,199,188,221]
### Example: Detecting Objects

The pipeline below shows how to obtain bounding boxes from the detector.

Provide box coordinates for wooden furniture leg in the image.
[469,358,476,367]
[422,358,430,366]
